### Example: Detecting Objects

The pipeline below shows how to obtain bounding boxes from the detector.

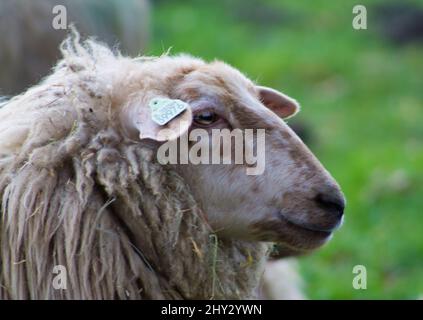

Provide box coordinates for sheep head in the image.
[0,37,345,299]
[120,56,345,255]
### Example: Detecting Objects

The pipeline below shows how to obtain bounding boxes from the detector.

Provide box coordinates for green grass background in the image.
[148,0,423,299]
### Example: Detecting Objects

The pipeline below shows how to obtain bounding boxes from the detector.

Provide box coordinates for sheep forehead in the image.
[197,61,256,96]
[151,56,282,130]
[175,61,311,162]
[173,60,262,114]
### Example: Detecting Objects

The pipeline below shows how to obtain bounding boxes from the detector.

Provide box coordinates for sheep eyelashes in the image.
[144,98,267,175]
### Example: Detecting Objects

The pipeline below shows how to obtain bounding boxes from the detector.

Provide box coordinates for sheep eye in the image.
[193,111,219,126]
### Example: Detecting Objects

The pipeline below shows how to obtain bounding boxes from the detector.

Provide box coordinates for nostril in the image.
[314,193,345,218]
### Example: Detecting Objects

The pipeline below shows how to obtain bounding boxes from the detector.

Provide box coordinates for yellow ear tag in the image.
[149,97,188,126]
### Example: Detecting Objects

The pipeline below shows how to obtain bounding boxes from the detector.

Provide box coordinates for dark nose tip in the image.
[314,192,345,218]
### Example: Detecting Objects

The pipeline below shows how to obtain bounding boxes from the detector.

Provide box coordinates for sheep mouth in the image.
[251,214,333,251]
[278,211,339,233]
[280,215,332,238]
[280,220,332,251]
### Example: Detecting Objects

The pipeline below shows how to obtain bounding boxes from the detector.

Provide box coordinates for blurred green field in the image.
[149,0,423,299]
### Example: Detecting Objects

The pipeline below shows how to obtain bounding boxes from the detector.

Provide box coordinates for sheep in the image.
[0,0,149,96]
[0,33,345,299]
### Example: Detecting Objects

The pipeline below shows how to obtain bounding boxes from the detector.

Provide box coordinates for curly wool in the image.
[0,34,269,299]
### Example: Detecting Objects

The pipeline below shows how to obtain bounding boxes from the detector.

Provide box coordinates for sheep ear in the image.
[124,98,193,142]
[138,108,192,142]
[257,86,300,119]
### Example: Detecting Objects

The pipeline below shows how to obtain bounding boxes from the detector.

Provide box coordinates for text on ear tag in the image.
[149,97,188,125]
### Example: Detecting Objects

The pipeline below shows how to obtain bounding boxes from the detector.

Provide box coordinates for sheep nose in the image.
[314,192,345,219]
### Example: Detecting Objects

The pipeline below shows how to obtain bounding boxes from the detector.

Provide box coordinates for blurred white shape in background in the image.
[261,258,306,300]
[0,0,150,95]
